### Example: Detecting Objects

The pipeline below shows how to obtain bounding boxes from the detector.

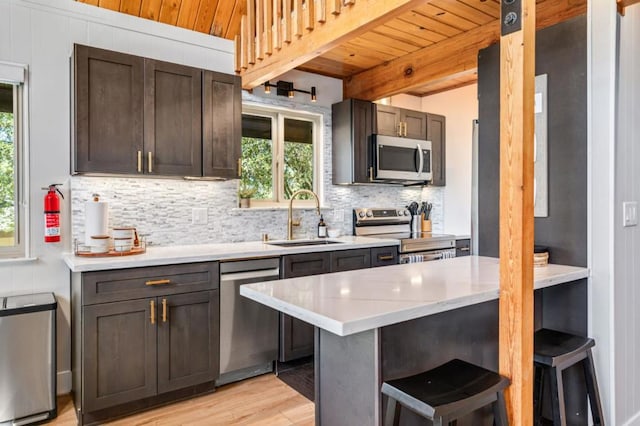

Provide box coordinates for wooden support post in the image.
[498,0,535,424]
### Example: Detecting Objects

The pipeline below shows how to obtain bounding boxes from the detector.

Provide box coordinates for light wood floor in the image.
[49,373,315,425]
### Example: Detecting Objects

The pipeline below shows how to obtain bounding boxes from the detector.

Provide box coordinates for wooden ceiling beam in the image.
[344,0,586,101]
[239,0,430,90]
[618,0,640,15]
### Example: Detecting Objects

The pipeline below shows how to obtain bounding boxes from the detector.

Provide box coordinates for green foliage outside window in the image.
[241,137,314,201]
[0,112,15,245]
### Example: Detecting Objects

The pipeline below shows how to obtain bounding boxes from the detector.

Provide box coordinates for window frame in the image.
[241,103,323,208]
[0,62,29,259]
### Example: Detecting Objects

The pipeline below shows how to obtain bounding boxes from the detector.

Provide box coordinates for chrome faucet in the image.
[288,189,321,240]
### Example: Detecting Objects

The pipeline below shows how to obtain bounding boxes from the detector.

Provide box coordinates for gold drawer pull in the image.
[137,151,142,173]
[162,298,167,323]
[378,255,395,261]
[148,152,153,173]
[145,279,171,286]
[237,158,242,177]
[150,300,155,324]
[459,247,470,252]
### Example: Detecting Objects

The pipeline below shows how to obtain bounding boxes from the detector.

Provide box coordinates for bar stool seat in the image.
[534,328,604,426]
[381,359,510,426]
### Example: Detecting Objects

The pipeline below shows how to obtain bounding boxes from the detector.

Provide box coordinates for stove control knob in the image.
[358,211,366,218]
[366,211,373,217]
[403,210,410,216]
[397,210,403,216]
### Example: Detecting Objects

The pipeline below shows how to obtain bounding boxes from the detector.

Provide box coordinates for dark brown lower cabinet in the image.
[279,247,396,362]
[73,262,219,424]
[83,299,157,412]
[157,291,219,394]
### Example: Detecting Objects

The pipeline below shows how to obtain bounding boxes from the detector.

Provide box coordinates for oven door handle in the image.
[416,143,424,178]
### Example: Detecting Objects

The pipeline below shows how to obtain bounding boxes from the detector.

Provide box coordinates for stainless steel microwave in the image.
[372,134,432,182]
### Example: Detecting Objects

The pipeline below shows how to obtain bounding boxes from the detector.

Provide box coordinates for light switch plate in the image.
[623,201,638,227]
[192,207,208,225]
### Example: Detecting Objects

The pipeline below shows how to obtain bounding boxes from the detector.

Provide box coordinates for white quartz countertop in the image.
[240,256,589,337]
[62,236,399,272]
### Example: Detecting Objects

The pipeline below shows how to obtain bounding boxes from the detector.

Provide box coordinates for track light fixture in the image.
[263,80,317,102]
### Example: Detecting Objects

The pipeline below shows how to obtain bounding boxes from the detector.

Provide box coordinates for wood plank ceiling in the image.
[75,0,245,39]
[78,0,587,98]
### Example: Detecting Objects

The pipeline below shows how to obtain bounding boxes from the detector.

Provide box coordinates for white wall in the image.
[614,4,640,425]
[0,0,233,394]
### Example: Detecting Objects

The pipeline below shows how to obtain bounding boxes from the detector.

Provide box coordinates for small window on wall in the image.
[0,63,27,259]
[240,105,321,206]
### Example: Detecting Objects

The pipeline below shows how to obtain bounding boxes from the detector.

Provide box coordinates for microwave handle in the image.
[417,143,424,178]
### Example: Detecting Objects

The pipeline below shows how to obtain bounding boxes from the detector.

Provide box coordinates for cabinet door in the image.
[353,99,375,183]
[375,104,401,137]
[83,299,157,412]
[427,113,446,186]
[402,109,428,140]
[157,291,219,394]
[74,45,144,174]
[331,99,374,184]
[203,71,241,178]
[144,60,202,176]
[331,249,371,272]
[279,252,331,362]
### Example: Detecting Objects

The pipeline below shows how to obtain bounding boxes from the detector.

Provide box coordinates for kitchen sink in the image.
[267,239,344,247]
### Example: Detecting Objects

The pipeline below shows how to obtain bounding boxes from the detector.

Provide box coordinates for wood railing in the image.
[235,0,355,74]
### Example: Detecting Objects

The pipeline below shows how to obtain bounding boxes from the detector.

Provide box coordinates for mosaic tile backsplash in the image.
[71,94,444,246]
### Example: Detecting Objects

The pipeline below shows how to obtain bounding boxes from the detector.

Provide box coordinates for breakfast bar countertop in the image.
[240,256,589,337]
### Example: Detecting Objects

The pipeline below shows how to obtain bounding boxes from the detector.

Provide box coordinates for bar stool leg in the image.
[493,390,509,426]
[549,367,567,426]
[534,365,545,425]
[584,351,605,425]
[385,396,401,426]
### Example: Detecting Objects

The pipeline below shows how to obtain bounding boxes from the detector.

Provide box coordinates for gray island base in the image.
[241,256,590,426]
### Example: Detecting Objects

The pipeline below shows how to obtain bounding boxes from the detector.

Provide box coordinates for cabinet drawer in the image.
[331,249,371,272]
[281,252,331,278]
[456,239,471,257]
[82,262,219,305]
[371,246,399,267]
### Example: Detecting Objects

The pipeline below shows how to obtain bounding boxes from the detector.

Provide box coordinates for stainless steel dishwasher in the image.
[217,258,280,386]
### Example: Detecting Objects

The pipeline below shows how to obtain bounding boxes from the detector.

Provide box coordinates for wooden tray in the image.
[74,240,146,257]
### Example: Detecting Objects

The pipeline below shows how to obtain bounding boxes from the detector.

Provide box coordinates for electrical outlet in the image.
[333,209,344,223]
[623,201,638,227]
[192,208,208,225]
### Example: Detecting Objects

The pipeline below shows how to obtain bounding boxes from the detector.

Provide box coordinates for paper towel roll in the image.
[85,199,109,245]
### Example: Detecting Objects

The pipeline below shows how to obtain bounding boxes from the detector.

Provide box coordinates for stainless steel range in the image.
[353,208,456,263]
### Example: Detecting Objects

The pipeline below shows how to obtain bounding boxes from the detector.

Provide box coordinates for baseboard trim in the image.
[57,370,72,395]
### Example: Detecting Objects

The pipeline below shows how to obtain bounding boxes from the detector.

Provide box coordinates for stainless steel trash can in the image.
[0,293,57,425]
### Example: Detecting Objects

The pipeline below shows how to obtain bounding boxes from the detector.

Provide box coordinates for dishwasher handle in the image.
[220,268,280,282]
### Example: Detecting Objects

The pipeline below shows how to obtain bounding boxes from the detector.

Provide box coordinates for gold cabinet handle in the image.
[369,166,374,182]
[237,158,242,177]
[137,151,142,173]
[162,298,167,323]
[145,279,171,286]
[378,255,395,261]
[459,247,470,252]
[403,122,408,137]
[148,152,153,173]
[397,123,403,137]
[150,300,155,324]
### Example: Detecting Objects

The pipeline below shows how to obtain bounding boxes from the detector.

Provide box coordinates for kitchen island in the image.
[241,256,590,425]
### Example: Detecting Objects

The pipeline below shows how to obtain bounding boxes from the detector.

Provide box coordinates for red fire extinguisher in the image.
[44,184,64,243]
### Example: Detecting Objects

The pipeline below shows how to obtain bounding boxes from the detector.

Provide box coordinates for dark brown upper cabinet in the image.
[427,113,446,186]
[332,98,375,185]
[74,45,144,174]
[144,60,202,176]
[375,104,427,140]
[203,71,241,178]
[74,45,240,179]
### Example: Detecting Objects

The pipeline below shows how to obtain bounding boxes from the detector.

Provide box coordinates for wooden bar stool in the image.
[534,328,605,426]
[381,359,510,426]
